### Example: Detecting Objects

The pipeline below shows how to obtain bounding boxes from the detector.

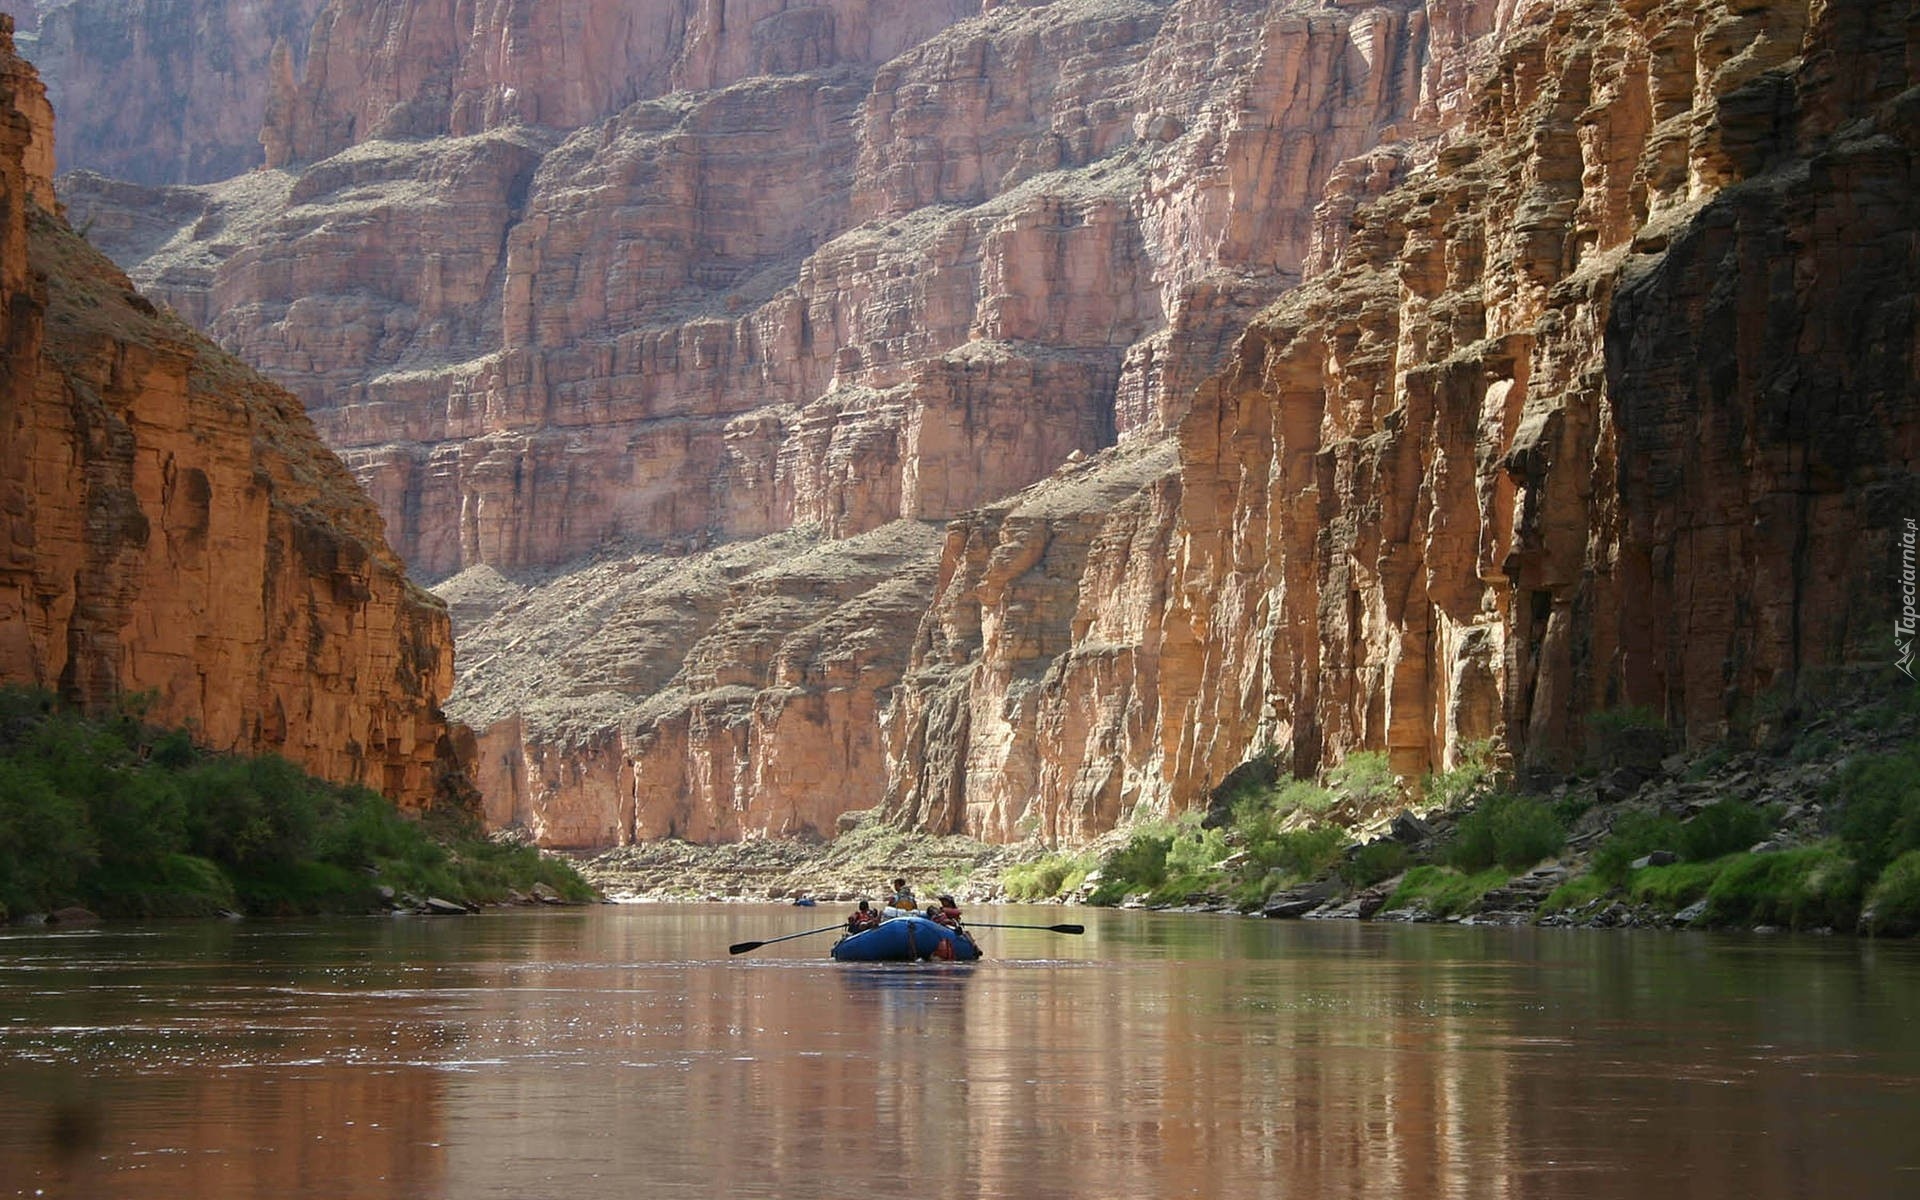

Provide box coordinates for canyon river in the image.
[2,906,1917,1199]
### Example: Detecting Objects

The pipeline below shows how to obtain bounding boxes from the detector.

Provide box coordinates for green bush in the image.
[1002,853,1090,901]
[1087,822,1177,904]
[1384,866,1508,918]
[0,759,96,913]
[1628,860,1727,911]
[1542,873,1612,912]
[1832,745,1920,877]
[1420,740,1498,810]
[1677,799,1772,863]
[1702,844,1864,931]
[1863,850,1920,937]
[1327,751,1397,807]
[1341,840,1410,888]
[233,860,376,915]
[1165,816,1229,877]
[84,853,237,918]
[1591,810,1686,885]
[1447,793,1565,873]
[1263,826,1347,880]
[0,688,596,917]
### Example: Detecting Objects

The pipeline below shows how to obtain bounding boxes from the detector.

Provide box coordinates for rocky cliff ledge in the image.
[0,0,328,184]
[1,16,468,810]
[884,0,1917,841]
[53,0,1920,847]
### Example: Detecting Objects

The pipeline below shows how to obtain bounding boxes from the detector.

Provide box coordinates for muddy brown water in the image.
[2,905,1917,1199]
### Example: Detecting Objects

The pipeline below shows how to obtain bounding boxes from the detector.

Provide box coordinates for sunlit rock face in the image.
[1153,0,1919,804]
[48,0,1919,846]
[0,0,329,183]
[877,0,1918,841]
[1,17,469,811]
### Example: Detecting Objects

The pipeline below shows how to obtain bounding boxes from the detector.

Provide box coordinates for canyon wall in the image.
[53,0,1919,846]
[65,0,1477,844]
[0,0,329,183]
[0,16,467,810]
[882,0,1918,841]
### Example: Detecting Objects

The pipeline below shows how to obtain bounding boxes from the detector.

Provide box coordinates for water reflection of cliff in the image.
[13,912,1913,1199]
[0,919,533,1198]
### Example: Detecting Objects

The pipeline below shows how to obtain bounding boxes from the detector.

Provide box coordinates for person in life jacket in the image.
[846,900,881,932]
[932,895,964,929]
[888,878,917,912]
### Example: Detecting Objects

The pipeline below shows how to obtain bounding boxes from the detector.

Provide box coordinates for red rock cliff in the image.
[53,0,1920,846]
[0,0,329,183]
[885,0,1919,841]
[1,16,468,809]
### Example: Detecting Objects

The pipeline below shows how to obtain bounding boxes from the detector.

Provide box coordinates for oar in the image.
[963,921,1085,934]
[729,922,847,955]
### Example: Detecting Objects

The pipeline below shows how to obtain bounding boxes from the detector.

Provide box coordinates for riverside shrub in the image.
[1420,740,1498,811]
[1446,793,1565,873]
[1833,744,1920,877]
[1702,843,1864,931]
[1863,850,1920,937]
[1341,840,1410,888]
[1677,799,1772,863]
[1592,811,1686,884]
[1003,853,1090,901]
[0,688,595,915]
[1384,866,1508,918]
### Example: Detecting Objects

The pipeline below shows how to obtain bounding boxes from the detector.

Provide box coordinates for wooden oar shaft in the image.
[965,921,1085,934]
[729,922,847,955]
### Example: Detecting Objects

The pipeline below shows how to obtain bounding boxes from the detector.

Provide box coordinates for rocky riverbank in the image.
[577,681,1920,940]
[577,809,1051,904]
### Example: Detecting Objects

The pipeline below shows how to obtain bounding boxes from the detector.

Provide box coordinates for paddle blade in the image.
[1050,924,1086,934]
[728,941,763,955]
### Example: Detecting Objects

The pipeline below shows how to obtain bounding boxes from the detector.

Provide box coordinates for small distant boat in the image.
[830,915,981,963]
[791,896,817,907]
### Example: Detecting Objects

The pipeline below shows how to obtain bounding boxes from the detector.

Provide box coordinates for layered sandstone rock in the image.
[443,521,945,847]
[0,17,467,809]
[879,0,1918,837]
[61,0,1471,841]
[78,0,1446,581]
[54,0,1916,850]
[1158,0,1917,793]
[1,0,328,183]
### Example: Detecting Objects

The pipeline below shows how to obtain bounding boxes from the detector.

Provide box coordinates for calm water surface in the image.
[2,905,1917,1199]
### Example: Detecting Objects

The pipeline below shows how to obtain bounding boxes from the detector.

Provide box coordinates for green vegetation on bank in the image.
[0,688,595,921]
[1011,685,1919,937]
[1057,745,1523,910]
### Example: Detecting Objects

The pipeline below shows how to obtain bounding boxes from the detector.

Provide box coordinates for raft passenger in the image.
[847,900,880,933]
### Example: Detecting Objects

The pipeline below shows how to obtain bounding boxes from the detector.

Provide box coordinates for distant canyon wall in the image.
[1,16,468,810]
[46,0,1920,847]
[0,0,329,183]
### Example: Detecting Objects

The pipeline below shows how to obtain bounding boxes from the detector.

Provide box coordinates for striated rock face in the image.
[66,0,1477,841]
[268,0,984,168]
[0,0,329,183]
[1157,0,1918,794]
[0,17,468,809]
[880,0,1919,838]
[78,0,1451,580]
[442,522,945,848]
[55,0,1919,848]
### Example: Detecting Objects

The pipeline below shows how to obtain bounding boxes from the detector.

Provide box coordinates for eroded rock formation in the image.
[0,16,467,809]
[67,0,1469,842]
[0,0,329,183]
[51,0,1920,847]
[883,0,1918,841]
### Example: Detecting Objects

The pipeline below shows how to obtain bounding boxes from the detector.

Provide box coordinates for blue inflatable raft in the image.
[830,915,981,962]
